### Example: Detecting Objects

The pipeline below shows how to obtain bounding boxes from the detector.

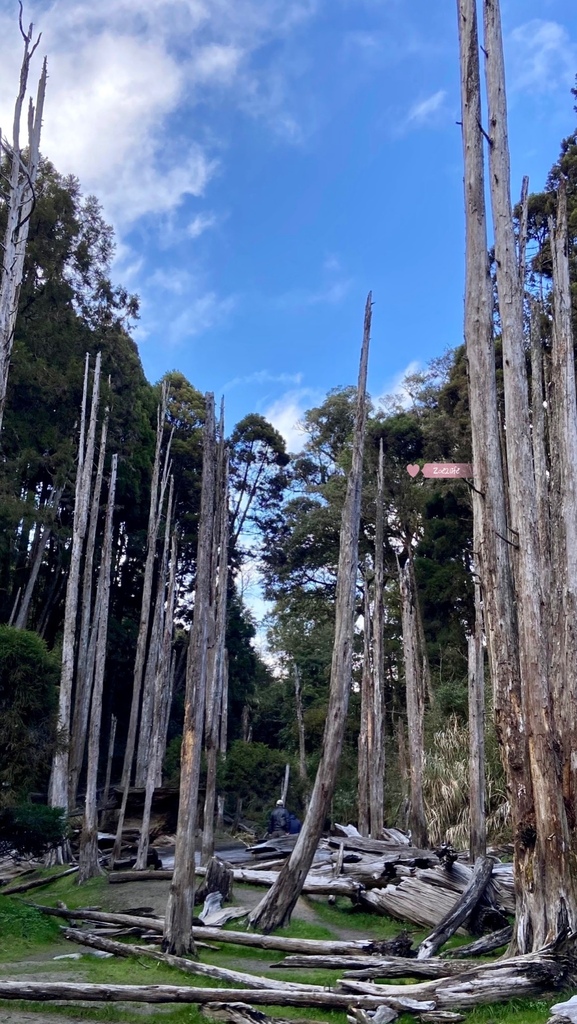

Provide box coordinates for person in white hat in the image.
[268,799,289,837]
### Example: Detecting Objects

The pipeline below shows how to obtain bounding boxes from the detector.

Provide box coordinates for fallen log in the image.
[109,869,173,883]
[357,880,465,931]
[62,928,321,991]
[444,926,512,959]
[108,866,362,896]
[416,857,494,959]
[275,955,474,978]
[202,1004,332,1024]
[1,866,78,895]
[0,981,435,1013]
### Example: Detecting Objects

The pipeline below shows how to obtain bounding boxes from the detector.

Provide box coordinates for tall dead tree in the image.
[249,294,371,933]
[78,454,118,882]
[482,0,576,947]
[163,394,217,956]
[398,551,428,850]
[370,439,386,836]
[201,417,230,865]
[0,12,46,432]
[49,353,101,816]
[357,573,372,836]
[13,485,63,630]
[112,385,172,863]
[468,575,486,860]
[293,664,308,790]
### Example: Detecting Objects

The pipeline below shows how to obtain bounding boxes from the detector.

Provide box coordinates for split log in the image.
[326,837,437,862]
[202,1005,330,1024]
[358,880,466,930]
[197,856,235,903]
[0,982,435,1013]
[62,928,320,991]
[444,926,512,958]
[275,956,474,978]
[1,866,78,895]
[416,857,494,959]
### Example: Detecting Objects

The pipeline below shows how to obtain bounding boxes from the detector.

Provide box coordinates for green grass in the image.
[0,893,61,959]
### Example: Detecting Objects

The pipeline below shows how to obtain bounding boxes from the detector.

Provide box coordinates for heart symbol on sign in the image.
[406,464,420,477]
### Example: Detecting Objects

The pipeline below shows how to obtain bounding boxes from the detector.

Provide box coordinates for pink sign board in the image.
[406,463,474,478]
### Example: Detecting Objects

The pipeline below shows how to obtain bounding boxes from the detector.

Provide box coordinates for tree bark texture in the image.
[163,394,216,954]
[369,438,386,837]
[483,0,576,949]
[468,580,486,860]
[357,573,371,837]
[0,21,46,431]
[249,294,372,933]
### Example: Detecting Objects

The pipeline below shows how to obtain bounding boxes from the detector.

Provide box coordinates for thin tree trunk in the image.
[202,421,229,865]
[136,482,176,870]
[113,385,171,862]
[370,439,386,837]
[216,651,229,830]
[101,714,117,820]
[468,578,486,860]
[0,18,46,432]
[13,486,63,630]
[49,353,101,816]
[163,394,216,955]
[483,0,576,948]
[249,294,371,933]
[357,574,371,836]
[398,553,428,849]
[293,664,308,787]
[78,454,117,882]
[69,411,109,807]
[457,0,529,954]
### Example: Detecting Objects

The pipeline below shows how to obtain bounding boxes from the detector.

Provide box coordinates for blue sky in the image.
[1,0,576,450]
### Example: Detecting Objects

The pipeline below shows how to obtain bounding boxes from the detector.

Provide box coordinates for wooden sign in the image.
[406,463,473,478]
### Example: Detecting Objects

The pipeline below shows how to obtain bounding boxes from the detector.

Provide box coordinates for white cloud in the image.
[223,370,304,391]
[406,89,447,127]
[263,387,322,451]
[187,212,219,238]
[375,359,421,409]
[508,20,577,95]
[0,0,319,231]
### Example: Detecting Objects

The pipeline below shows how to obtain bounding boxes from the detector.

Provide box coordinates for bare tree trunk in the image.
[216,651,229,830]
[0,17,46,432]
[398,552,428,849]
[293,664,308,789]
[49,353,101,816]
[547,179,577,826]
[78,454,117,882]
[357,574,371,836]
[529,300,550,595]
[163,394,216,955]
[457,0,530,954]
[113,385,171,863]
[202,421,229,865]
[468,579,486,860]
[483,0,576,948]
[101,714,117,821]
[69,411,109,807]
[13,487,63,630]
[249,294,371,933]
[370,439,386,837]
[136,482,176,871]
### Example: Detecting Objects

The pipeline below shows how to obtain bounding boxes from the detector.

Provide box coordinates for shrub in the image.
[0,804,68,856]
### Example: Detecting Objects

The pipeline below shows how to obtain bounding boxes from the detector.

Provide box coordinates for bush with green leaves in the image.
[0,625,59,803]
[0,804,68,856]
[218,740,292,814]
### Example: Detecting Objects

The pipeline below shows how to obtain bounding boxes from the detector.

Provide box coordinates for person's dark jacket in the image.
[269,806,289,833]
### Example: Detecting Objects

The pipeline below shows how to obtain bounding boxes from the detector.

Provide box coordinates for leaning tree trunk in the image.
[483,0,576,948]
[13,485,63,631]
[163,394,217,955]
[249,294,371,933]
[456,0,530,954]
[398,551,428,850]
[49,353,101,818]
[0,19,46,432]
[78,455,118,882]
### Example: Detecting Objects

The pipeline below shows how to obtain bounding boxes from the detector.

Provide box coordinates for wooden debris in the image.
[417,857,494,959]
[276,955,475,979]
[444,926,512,958]
[201,1004,330,1024]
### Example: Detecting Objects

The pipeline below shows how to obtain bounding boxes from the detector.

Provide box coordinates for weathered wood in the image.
[249,297,372,933]
[357,572,371,836]
[417,857,494,959]
[109,869,173,883]
[276,955,473,979]
[202,1004,333,1024]
[358,880,467,931]
[0,982,434,1012]
[398,552,428,849]
[164,394,217,954]
[444,926,512,958]
[1,866,78,895]
[197,856,234,903]
[467,581,486,860]
[370,438,386,838]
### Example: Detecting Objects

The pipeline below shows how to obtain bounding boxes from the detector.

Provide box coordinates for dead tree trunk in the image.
[357,573,371,837]
[456,0,530,952]
[113,385,171,863]
[216,651,229,830]
[468,578,486,860]
[370,438,386,837]
[398,551,428,849]
[483,0,577,948]
[202,413,229,865]
[49,353,101,818]
[78,455,118,882]
[69,410,109,807]
[101,713,117,819]
[163,394,217,955]
[135,481,176,871]
[249,294,371,933]
[0,17,46,432]
[294,665,308,789]
[13,486,62,630]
